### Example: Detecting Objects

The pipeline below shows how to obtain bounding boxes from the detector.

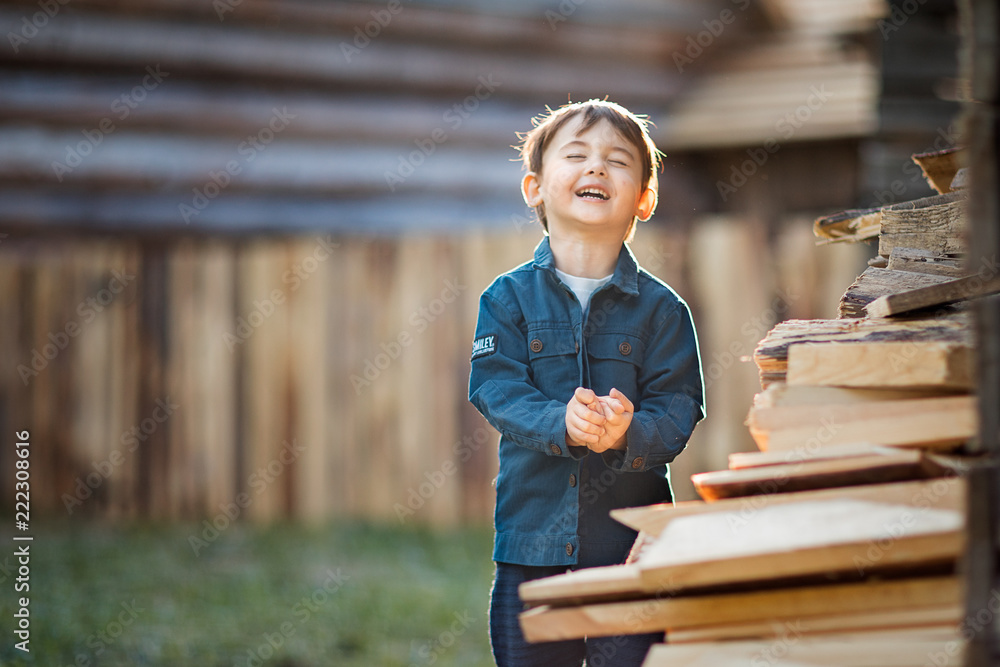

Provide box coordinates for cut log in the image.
[644,629,965,666]
[518,575,960,642]
[753,314,971,387]
[786,340,973,389]
[838,266,953,318]
[886,246,966,278]
[665,605,962,643]
[691,450,950,500]
[866,272,1000,318]
[611,477,964,538]
[911,146,965,195]
[746,394,976,451]
[878,192,967,258]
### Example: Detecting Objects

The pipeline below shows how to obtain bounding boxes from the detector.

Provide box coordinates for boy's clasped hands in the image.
[565,387,633,453]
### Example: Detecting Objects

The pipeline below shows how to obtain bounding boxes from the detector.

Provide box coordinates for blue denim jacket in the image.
[469,237,705,567]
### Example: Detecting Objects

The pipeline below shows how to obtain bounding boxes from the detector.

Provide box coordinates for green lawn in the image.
[0,520,496,666]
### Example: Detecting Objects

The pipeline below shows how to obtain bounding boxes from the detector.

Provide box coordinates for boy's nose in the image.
[586,162,607,176]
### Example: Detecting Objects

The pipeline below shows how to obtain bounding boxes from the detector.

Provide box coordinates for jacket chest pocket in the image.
[586,332,644,399]
[526,327,578,401]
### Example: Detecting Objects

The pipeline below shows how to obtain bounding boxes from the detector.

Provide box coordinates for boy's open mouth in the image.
[575,187,610,201]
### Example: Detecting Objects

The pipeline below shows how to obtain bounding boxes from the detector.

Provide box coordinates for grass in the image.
[0,519,496,666]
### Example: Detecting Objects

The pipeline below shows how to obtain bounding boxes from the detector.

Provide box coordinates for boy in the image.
[468,100,705,666]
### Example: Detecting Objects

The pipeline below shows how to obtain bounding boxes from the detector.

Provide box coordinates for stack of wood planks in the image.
[517,148,990,665]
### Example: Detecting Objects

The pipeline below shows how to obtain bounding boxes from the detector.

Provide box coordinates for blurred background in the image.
[0,0,963,664]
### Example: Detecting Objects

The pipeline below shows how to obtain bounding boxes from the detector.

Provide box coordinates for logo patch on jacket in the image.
[471,335,497,360]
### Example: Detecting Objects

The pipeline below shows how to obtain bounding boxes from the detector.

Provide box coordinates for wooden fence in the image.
[0,221,867,525]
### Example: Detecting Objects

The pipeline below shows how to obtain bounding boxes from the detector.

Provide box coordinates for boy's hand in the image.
[589,388,633,454]
[565,387,607,448]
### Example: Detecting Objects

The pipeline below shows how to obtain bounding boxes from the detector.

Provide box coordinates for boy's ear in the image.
[521,172,543,207]
[635,187,657,222]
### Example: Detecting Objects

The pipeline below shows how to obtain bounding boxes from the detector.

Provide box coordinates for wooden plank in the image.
[886,246,967,278]
[644,629,965,666]
[752,313,971,387]
[786,340,974,389]
[838,266,952,318]
[666,605,963,643]
[761,407,974,452]
[912,146,965,194]
[519,564,645,608]
[747,394,976,450]
[519,575,960,642]
[611,477,965,537]
[813,206,881,242]
[866,272,1000,318]
[635,498,963,590]
[691,450,944,500]
[878,192,967,258]
[730,442,896,469]
[751,381,956,408]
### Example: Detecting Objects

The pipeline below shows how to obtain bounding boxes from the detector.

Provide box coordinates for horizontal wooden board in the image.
[644,628,965,666]
[839,266,952,318]
[753,314,971,387]
[878,192,967,258]
[747,394,977,451]
[866,272,1000,317]
[519,575,960,642]
[665,605,963,643]
[519,564,645,608]
[691,450,943,500]
[751,382,958,408]
[636,498,963,591]
[886,246,967,278]
[611,477,965,537]
[786,341,973,389]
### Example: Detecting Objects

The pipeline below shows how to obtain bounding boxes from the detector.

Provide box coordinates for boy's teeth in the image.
[578,189,608,200]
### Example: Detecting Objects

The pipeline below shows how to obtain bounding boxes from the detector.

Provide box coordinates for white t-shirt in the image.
[555,268,613,313]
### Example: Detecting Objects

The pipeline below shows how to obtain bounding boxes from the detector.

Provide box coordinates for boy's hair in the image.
[516,99,662,236]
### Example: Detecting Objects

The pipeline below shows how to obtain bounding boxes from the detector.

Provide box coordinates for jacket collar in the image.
[532,235,640,297]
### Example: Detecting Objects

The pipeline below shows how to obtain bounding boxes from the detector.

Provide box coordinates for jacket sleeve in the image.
[602,300,705,472]
[468,291,586,459]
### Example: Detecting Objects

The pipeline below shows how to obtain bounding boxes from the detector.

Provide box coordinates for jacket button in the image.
[530,338,543,353]
[569,474,577,487]
[565,543,574,557]
[549,444,561,455]
[631,457,643,470]
[619,341,632,356]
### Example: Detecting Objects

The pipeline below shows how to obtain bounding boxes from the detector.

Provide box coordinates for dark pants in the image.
[489,562,663,667]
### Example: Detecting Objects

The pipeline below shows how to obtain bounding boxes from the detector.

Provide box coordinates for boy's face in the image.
[522,115,655,239]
